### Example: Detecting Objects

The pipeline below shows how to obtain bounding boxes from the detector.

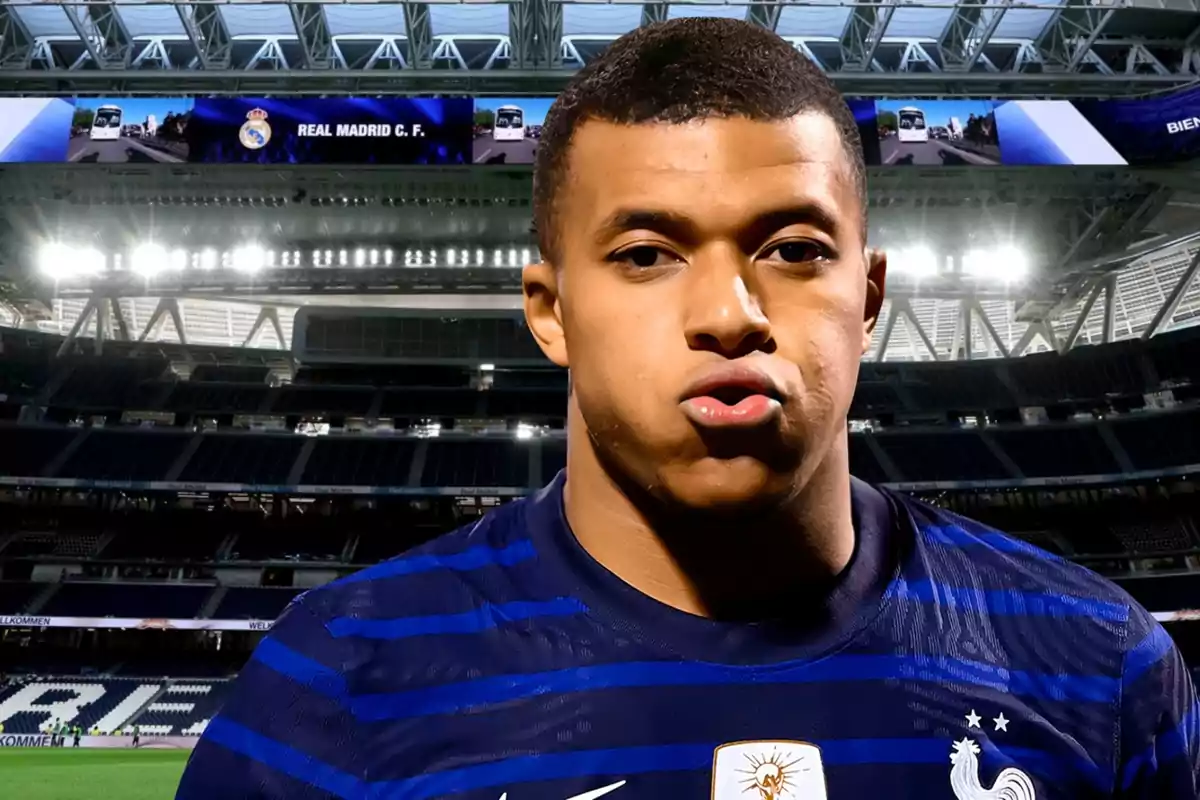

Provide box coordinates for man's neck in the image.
[563,428,857,622]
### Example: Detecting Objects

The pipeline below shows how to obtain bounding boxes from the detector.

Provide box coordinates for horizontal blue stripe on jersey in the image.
[329,540,537,587]
[206,716,1105,800]
[345,654,1117,720]
[324,597,589,640]
[921,524,1071,563]
[253,637,346,699]
[1122,624,1174,687]
[204,716,364,798]
[892,577,1129,622]
[247,642,1121,719]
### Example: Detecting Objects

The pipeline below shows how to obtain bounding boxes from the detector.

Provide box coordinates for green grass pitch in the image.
[0,748,191,799]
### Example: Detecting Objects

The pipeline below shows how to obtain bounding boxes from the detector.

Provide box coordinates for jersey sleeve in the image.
[1117,609,1200,798]
[175,597,371,800]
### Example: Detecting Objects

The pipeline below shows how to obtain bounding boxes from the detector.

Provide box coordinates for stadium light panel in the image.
[889,245,939,279]
[447,248,457,266]
[963,245,1030,283]
[521,249,531,265]
[354,248,366,267]
[36,243,76,280]
[370,249,379,266]
[231,245,265,274]
[131,243,168,278]
[169,249,188,271]
[78,248,106,277]
[480,363,495,371]
[475,249,484,266]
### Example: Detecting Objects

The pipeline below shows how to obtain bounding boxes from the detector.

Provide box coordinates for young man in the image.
[177,18,1198,800]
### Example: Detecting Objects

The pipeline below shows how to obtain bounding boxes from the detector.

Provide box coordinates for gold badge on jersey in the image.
[711,740,828,800]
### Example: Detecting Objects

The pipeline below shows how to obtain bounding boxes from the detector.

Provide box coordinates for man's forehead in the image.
[567,113,853,179]
[562,114,858,229]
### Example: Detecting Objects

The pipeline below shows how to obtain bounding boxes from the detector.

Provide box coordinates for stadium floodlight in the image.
[77,248,106,277]
[169,249,188,271]
[199,249,218,271]
[508,249,518,267]
[369,249,379,266]
[36,243,79,280]
[516,423,535,440]
[385,248,394,266]
[480,363,495,372]
[475,249,484,266]
[520,249,531,265]
[889,245,939,279]
[354,248,366,267]
[963,245,1030,283]
[447,249,457,266]
[231,245,265,274]
[131,243,168,278]
[493,249,503,267]
[338,249,348,267]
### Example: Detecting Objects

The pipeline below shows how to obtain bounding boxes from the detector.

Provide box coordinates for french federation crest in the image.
[711,741,828,800]
[239,108,272,150]
[949,739,1036,800]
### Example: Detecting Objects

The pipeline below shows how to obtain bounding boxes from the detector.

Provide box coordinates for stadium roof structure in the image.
[0,0,1196,96]
[0,158,1197,364]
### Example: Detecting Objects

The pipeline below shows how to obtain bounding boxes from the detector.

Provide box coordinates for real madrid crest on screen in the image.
[239,108,272,150]
[711,741,828,800]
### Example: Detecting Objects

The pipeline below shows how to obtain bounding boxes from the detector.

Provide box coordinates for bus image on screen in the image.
[89,105,123,141]
[897,107,928,143]
[492,106,525,142]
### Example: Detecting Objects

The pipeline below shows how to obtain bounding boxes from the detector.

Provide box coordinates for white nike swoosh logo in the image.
[499,779,626,800]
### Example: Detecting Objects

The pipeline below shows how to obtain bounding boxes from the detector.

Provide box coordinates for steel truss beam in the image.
[1033,0,1116,71]
[746,1,782,32]
[289,3,334,69]
[0,4,34,69]
[62,1,133,70]
[176,4,231,69]
[839,0,897,72]
[940,0,1011,72]
[404,3,433,69]
[510,0,561,69]
[0,67,1190,96]
[1142,249,1200,341]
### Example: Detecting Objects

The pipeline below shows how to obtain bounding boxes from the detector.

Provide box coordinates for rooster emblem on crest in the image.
[949,738,1036,800]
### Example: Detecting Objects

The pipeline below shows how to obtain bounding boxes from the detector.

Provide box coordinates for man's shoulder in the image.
[892,490,1145,630]
[287,496,536,622]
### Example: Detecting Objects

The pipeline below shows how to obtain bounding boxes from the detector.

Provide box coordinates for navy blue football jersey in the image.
[176,474,1199,799]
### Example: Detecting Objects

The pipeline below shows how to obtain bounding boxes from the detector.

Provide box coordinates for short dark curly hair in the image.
[532,17,867,263]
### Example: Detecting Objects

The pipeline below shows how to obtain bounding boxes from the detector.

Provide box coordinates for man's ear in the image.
[862,247,887,355]
[522,261,569,368]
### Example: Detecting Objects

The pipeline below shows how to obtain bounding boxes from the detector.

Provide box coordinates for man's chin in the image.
[657,460,796,513]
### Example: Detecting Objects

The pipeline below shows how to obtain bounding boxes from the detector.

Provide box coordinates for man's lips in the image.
[678,364,786,429]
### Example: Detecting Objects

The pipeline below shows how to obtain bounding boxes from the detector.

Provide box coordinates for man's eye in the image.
[763,241,828,264]
[614,246,678,269]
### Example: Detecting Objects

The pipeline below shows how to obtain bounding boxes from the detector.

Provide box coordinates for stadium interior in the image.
[0,0,1199,793]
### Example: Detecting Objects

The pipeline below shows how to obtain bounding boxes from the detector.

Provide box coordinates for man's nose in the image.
[682,262,774,358]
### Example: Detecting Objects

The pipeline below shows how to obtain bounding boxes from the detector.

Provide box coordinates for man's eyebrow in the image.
[593,202,844,248]
[743,204,843,243]
[592,209,696,246]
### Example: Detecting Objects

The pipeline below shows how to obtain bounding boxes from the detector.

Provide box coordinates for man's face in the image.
[525,113,885,511]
